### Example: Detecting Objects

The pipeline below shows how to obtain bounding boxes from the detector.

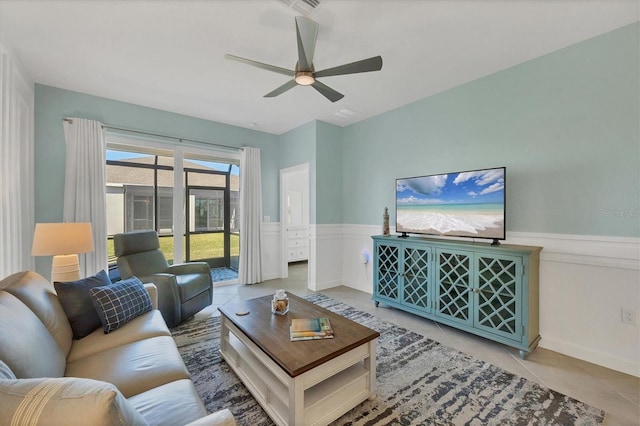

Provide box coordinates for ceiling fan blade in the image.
[315,55,383,78]
[264,79,298,98]
[295,16,318,70]
[311,80,344,102]
[225,54,294,77]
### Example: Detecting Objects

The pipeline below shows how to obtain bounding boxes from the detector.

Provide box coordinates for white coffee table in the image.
[218,293,379,426]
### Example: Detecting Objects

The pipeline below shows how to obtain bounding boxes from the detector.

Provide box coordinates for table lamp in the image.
[32,222,95,282]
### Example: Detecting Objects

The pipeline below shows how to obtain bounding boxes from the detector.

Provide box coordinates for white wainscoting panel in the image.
[308,225,343,291]
[506,232,639,376]
[261,222,281,282]
[342,225,378,295]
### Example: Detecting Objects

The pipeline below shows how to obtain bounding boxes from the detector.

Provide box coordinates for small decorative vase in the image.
[272,289,289,315]
[383,207,390,235]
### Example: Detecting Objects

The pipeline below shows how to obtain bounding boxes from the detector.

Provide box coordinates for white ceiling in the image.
[1,0,638,135]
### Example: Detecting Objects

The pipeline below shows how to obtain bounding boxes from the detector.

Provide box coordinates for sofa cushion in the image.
[65,335,190,398]
[185,410,237,426]
[66,310,170,363]
[54,270,110,339]
[0,271,73,355]
[128,379,207,425]
[0,377,147,426]
[90,277,152,333]
[0,292,67,378]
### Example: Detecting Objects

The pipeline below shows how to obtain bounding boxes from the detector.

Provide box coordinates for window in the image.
[105,140,240,271]
[106,149,174,262]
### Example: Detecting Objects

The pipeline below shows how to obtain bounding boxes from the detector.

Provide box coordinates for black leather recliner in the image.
[114,230,213,327]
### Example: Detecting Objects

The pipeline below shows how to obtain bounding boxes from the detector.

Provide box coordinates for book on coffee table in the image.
[290,317,334,341]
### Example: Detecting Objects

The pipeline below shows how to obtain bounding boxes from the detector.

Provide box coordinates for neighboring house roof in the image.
[107,156,239,190]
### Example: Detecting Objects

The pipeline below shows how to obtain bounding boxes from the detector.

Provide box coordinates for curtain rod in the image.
[62,118,243,151]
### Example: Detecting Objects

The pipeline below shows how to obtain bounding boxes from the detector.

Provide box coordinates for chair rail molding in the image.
[505,231,639,271]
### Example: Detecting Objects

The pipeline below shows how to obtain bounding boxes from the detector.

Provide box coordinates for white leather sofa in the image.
[0,271,234,426]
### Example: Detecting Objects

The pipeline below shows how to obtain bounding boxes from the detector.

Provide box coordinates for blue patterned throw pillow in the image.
[89,277,152,333]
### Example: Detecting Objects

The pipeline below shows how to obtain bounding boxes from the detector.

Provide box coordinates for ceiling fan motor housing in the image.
[225,16,382,102]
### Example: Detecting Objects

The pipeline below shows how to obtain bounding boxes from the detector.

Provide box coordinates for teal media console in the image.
[372,235,542,358]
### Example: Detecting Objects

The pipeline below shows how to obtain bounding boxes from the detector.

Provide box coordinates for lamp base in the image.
[51,254,81,283]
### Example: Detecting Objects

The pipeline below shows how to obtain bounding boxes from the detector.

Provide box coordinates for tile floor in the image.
[198,263,640,425]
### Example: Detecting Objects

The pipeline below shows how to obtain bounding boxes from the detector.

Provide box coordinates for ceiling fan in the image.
[225,16,383,102]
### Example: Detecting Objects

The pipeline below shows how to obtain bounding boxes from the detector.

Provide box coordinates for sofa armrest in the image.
[143,282,158,309]
[183,409,236,426]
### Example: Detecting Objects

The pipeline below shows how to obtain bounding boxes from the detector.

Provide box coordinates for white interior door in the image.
[279,163,310,278]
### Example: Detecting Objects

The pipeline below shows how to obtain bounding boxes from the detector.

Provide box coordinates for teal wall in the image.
[341,22,639,237]
[34,85,279,223]
[278,121,316,224]
[277,120,344,225]
[316,121,343,224]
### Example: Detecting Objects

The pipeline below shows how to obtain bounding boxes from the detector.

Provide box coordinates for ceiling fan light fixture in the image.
[295,72,315,85]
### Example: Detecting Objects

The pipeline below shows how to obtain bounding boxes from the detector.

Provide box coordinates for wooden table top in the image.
[218,293,380,377]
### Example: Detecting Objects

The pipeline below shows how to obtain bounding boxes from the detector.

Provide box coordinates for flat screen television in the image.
[395,166,506,244]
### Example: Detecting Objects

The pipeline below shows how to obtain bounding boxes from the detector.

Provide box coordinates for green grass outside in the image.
[108,232,239,263]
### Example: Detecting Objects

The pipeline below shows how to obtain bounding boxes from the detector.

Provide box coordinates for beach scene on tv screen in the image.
[396,168,505,239]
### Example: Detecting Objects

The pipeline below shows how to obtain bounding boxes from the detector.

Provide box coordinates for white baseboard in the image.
[342,278,374,295]
[540,336,640,378]
[262,271,280,282]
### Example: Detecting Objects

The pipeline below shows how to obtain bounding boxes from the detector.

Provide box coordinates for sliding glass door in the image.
[183,159,239,269]
[105,138,239,276]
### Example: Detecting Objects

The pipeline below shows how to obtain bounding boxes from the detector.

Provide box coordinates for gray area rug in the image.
[171,294,604,425]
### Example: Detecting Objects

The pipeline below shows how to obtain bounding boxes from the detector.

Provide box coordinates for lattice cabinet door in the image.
[473,254,523,341]
[435,249,473,326]
[373,241,402,303]
[400,244,431,312]
[372,235,541,357]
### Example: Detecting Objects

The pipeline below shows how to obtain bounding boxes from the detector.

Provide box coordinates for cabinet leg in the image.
[374,301,379,307]
[519,349,527,359]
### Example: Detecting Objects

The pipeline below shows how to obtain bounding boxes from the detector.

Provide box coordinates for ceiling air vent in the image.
[276,0,322,16]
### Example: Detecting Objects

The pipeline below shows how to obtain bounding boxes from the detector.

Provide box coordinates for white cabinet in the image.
[287,227,309,262]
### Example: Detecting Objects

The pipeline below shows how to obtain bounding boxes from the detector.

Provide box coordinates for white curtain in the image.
[0,44,34,278]
[62,118,108,277]
[238,147,263,284]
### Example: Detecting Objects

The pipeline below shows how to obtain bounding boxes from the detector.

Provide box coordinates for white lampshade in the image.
[32,222,95,282]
